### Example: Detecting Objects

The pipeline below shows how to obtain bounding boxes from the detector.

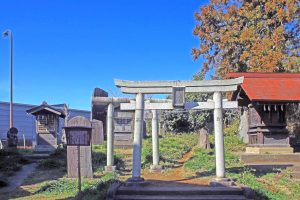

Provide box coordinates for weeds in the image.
[142,133,198,168]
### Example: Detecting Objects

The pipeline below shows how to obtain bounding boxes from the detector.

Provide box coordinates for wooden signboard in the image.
[64,116,93,192]
[65,127,91,146]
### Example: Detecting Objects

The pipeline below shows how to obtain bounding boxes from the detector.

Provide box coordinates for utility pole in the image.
[3,30,13,128]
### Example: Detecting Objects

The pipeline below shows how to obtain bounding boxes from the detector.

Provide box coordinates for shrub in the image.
[37,158,64,169]
[0,177,9,187]
[0,149,29,177]
[50,147,67,159]
[35,173,119,200]
[36,179,76,194]
[79,173,119,200]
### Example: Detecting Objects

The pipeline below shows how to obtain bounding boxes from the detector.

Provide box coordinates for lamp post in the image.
[3,30,13,128]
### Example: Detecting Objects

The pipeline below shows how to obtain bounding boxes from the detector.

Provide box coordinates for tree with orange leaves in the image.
[192,0,300,78]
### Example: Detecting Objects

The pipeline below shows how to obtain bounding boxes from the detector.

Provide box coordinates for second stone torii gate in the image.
[115,77,244,182]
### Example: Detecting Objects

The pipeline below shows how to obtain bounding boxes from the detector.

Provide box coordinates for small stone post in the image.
[150,109,162,172]
[213,92,225,179]
[130,93,145,181]
[105,102,116,172]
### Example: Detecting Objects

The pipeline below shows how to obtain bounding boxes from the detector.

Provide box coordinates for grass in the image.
[3,121,300,200]
[141,133,198,168]
[92,143,125,173]
[183,120,300,200]
[227,169,300,200]
[33,173,118,200]
[0,148,30,187]
[1,144,121,200]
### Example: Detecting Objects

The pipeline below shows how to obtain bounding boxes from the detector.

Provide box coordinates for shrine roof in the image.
[26,101,66,118]
[228,73,300,102]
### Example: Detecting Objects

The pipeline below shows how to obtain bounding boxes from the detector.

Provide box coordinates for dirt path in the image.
[119,150,210,185]
[0,163,37,194]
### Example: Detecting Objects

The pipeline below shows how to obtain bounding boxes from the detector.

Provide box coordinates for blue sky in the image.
[0,0,208,110]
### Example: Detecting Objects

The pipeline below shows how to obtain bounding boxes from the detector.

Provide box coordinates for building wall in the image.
[0,102,90,146]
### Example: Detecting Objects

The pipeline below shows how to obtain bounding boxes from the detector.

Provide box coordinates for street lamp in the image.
[3,29,13,128]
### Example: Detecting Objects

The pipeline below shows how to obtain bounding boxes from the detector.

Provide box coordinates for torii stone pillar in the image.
[91,96,131,172]
[130,93,145,181]
[150,109,162,172]
[213,92,225,178]
[105,102,116,172]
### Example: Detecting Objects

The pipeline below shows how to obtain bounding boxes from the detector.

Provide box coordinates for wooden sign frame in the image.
[172,87,186,108]
[65,126,92,146]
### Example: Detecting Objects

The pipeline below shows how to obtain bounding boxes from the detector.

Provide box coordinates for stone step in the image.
[292,165,300,171]
[114,141,133,148]
[114,195,250,200]
[34,145,56,153]
[241,153,300,163]
[246,162,300,171]
[109,182,253,200]
[291,172,300,179]
[117,186,244,196]
[24,153,50,160]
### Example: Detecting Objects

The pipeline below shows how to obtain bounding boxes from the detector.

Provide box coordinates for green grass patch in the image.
[35,173,118,200]
[92,143,125,172]
[228,169,300,200]
[142,133,198,168]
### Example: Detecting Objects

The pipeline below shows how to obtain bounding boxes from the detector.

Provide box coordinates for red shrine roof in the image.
[228,73,300,102]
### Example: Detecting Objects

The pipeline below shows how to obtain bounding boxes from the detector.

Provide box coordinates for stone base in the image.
[246,147,294,154]
[126,177,145,182]
[150,165,162,173]
[210,178,235,187]
[124,177,148,187]
[105,165,116,172]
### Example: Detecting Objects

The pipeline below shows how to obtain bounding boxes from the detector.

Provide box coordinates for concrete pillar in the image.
[213,92,225,179]
[105,103,115,172]
[150,110,162,172]
[130,93,145,181]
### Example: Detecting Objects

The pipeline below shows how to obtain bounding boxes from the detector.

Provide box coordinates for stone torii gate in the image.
[115,77,243,182]
[91,97,130,172]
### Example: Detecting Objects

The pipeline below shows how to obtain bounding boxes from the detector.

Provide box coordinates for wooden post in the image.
[77,145,81,192]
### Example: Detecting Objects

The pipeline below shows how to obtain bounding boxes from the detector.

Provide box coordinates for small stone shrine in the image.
[91,119,104,145]
[26,102,65,151]
[7,127,18,148]
[65,116,93,178]
[229,73,300,154]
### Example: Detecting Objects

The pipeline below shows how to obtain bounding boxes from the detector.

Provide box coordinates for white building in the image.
[0,101,90,147]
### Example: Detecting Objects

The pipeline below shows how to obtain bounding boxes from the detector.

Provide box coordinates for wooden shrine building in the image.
[229,73,300,154]
[27,102,66,151]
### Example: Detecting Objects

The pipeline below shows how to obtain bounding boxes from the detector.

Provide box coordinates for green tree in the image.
[161,71,213,133]
[192,0,300,77]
